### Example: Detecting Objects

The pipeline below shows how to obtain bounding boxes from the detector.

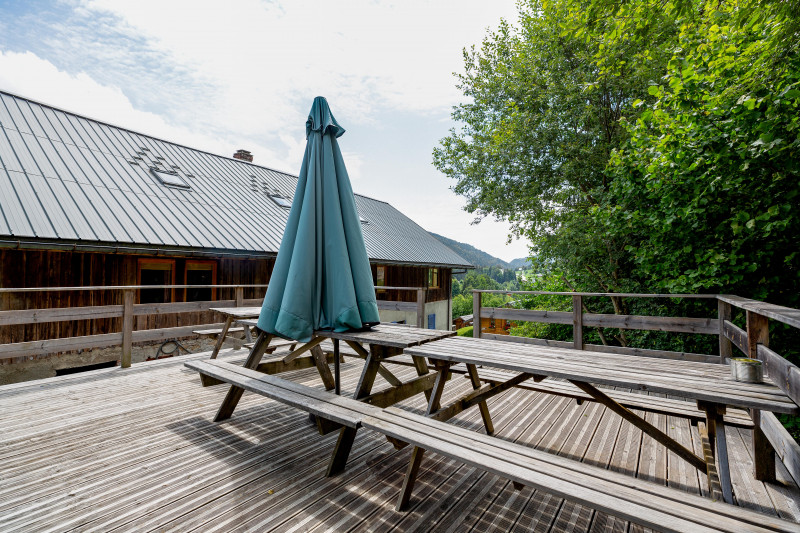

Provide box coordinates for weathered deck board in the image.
[0,349,798,532]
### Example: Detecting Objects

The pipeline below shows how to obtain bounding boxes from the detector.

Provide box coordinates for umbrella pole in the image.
[334,339,341,395]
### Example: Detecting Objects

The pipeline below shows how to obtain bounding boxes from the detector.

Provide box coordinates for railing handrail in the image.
[472,290,717,299]
[470,287,800,487]
[0,284,427,293]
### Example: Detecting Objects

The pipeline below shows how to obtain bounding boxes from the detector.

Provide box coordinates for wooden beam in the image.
[573,295,583,350]
[466,364,494,435]
[582,313,718,335]
[282,336,326,363]
[311,345,335,391]
[361,372,441,409]
[121,289,134,368]
[698,421,724,502]
[570,380,707,472]
[700,402,733,504]
[722,320,748,356]
[473,291,481,339]
[718,299,733,363]
[0,305,123,326]
[213,333,273,422]
[479,308,573,325]
[751,410,777,483]
[133,300,236,316]
[416,288,426,329]
[747,310,775,482]
[235,286,244,307]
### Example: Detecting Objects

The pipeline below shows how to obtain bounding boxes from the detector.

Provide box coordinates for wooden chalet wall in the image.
[371,264,452,304]
[0,249,452,344]
[0,249,273,344]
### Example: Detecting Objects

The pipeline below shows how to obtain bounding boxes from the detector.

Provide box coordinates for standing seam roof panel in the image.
[0,90,472,267]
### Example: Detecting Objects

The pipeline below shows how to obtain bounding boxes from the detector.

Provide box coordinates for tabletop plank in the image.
[233,321,455,349]
[209,307,262,319]
[404,336,799,414]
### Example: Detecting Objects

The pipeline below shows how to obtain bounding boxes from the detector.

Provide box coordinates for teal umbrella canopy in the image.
[258,97,380,342]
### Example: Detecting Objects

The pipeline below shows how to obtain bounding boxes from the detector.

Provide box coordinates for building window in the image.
[138,259,175,303]
[428,268,439,289]
[376,265,386,292]
[151,167,190,189]
[185,260,217,301]
[269,193,292,208]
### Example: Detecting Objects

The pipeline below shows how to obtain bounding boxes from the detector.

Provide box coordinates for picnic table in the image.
[402,335,800,508]
[207,306,262,358]
[211,322,455,473]
[185,328,800,531]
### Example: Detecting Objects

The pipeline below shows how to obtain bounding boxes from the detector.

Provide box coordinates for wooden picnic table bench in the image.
[402,336,800,508]
[207,306,262,358]
[451,366,754,427]
[185,359,800,533]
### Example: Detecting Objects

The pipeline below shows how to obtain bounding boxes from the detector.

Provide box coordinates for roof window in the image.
[270,194,292,208]
[151,167,190,189]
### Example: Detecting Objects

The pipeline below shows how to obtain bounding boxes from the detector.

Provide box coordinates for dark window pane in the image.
[140,268,171,303]
[186,268,213,301]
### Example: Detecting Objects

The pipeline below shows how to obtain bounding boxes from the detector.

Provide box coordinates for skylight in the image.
[151,168,190,189]
[270,194,292,208]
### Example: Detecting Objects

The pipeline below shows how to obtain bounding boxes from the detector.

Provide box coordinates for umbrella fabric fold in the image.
[258,96,380,342]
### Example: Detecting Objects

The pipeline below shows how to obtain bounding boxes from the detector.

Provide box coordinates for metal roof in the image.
[0,90,471,268]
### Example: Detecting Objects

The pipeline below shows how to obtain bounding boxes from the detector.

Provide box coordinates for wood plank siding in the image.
[0,249,451,344]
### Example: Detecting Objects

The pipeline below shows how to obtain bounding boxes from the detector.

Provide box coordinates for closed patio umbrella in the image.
[258,96,380,345]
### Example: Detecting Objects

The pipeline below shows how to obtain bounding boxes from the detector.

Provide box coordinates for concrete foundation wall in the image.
[378,299,451,330]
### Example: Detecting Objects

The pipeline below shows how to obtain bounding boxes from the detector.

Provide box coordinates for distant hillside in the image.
[507,257,531,270]
[430,233,529,269]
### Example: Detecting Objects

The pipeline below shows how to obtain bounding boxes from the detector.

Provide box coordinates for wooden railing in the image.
[472,289,800,486]
[0,284,427,367]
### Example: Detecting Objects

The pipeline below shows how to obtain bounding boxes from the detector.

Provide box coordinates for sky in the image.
[0,0,529,262]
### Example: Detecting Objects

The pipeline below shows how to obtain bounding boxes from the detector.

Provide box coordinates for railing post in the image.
[573,295,583,350]
[473,291,482,339]
[235,286,244,307]
[718,299,732,363]
[416,288,426,328]
[747,310,775,481]
[121,289,134,368]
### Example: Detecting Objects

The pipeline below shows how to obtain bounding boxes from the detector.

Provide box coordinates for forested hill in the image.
[430,233,528,269]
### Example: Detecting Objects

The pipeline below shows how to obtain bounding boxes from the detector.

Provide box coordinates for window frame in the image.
[428,267,439,289]
[184,260,218,301]
[137,258,176,303]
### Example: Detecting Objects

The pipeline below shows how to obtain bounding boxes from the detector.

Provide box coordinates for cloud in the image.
[0,0,530,261]
[0,50,299,172]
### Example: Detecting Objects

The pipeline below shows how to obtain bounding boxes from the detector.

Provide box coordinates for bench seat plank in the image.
[185,360,365,428]
[364,407,800,533]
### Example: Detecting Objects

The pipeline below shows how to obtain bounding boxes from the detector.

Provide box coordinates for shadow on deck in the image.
[1,348,799,532]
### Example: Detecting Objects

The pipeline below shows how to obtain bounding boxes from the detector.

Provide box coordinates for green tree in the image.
[434,0,675,295]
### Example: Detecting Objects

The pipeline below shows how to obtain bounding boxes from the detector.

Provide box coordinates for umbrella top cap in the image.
[306,96,345,139]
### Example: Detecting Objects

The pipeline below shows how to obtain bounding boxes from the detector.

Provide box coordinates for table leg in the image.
[327,351,382,477]
[701,402,734,504]
[242,323,253,343]
[334,339,340,395]
[214,332,273,421]
[210,317,233,359]
[466,363,494,435]
[311,345,335,391]
[410,355,432,402]
[396,362,449,511]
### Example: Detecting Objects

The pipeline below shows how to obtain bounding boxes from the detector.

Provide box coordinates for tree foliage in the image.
[437,0,800,357]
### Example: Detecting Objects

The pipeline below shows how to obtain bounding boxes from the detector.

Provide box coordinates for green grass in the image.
[457,326,473,337]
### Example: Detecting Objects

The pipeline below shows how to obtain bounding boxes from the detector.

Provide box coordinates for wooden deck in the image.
[1,349,799,532]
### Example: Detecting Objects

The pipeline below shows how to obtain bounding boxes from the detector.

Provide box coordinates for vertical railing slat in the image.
[121,289,134,368]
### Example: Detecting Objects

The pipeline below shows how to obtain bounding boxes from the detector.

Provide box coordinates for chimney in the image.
[233,149,253,162]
